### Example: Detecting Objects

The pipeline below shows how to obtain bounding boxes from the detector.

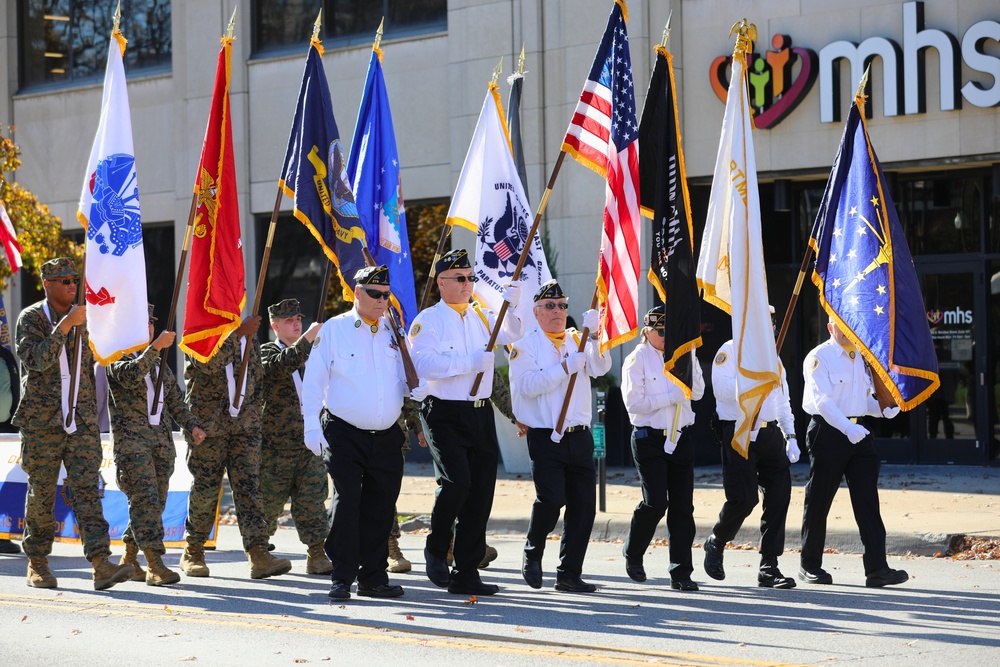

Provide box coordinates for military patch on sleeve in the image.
[409,323,422,337]
[312,336,321,348]
[714,351,728,366]
[509,347,519,361]
[809,357,820,372]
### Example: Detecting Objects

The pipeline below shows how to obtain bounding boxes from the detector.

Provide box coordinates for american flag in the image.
[562,0,641,352]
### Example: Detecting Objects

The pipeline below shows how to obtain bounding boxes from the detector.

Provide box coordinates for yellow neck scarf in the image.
[446,302,470,317]
[544,331,566,350]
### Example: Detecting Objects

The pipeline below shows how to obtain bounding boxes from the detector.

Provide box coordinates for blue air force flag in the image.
[447,82,551,324]
[77,30,149,364]
[347,47,418,328]
[810,101,939,409]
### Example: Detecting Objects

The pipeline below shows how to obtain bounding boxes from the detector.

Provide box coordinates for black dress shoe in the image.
[865,567,908,588]
[670,579,699,591]
[703,536,725,581]
[448,579,500,596]
[555,576,598,593]
[357,583,405,598]
[798,567,833,585]
[0,539,21,555]
[622,546,646,582]
[424,547,450,588]
[267,543,276,552]
[328,579,351,599]
[758,567,797,589]
[521,555,543,589]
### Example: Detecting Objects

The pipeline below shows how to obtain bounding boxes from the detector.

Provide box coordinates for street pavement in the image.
[1,529,998,666]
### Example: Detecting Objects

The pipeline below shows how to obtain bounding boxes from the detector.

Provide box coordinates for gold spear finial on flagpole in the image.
[226,5,237,41]
[660,10,673,48]
[312,9,322,42]
[491,56,503,86]
[112,0,122,34]
[517,43,525,75]
[856,63,871,102]
[729,18,757,56]
[374,17,384,51]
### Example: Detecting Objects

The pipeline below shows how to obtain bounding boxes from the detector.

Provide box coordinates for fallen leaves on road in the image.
[70,629,81,635]
[945,536,1000,560]
[21,615,27,622]
[293,659,309,663]
[164,604,173,614]
[463,596,478,605]
[178,657,197,662]
[405,614,415,621]
[515,627,531,633]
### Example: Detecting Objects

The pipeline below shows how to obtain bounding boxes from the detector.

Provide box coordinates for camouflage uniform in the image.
[107,345,200,555]
[260,334,328,546]
[14,299,107,561]
[491,367,516,424]
[183,332,268,551]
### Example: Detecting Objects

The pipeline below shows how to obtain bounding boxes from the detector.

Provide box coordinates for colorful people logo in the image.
[710,34,818,129]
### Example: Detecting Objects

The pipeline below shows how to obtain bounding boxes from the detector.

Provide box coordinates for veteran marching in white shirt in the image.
[302,265,429,601]
[704,307,800,590]
[621,306,705,591]
[798,319,907,589]
[509,280,611,593]
[408,248,522,596]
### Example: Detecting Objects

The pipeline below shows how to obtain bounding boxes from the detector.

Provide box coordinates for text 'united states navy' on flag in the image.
[562,0,641,353]
[809,97,939,409]
[77,27,148,365]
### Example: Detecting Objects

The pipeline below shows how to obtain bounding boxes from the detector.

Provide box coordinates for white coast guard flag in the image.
[447,82,550,324]
[77,31,148,365]
[695,52,779,459]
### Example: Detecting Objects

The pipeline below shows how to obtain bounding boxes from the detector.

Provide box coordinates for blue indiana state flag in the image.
[279,38,367,301]
[809,100,939,410]
[347,46,417,328]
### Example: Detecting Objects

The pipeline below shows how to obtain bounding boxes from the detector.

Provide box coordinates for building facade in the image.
[2,0,999,464]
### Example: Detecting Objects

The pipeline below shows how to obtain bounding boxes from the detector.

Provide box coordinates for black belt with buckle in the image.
[563,425,589,433]
[430,397,488,409]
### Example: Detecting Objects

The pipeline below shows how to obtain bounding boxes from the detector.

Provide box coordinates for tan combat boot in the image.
[92,554,133,590]
[26,556,58,589]
[179,542,210,577]
[387,535,412,573]
[120,542,147,582]
[143,550,181,586]
[306,542,333,575]
[478,544,498,569]
[247,544,292,579]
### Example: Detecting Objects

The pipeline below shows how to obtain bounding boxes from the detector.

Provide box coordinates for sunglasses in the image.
[440,275,477,283]
[539,302,569,311]
[362,287,391,301]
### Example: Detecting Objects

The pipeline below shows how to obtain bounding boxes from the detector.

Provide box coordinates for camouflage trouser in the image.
[261,446,330,546]
[19,426,110,561]
[185,432,267,551]
[114,444,174,556]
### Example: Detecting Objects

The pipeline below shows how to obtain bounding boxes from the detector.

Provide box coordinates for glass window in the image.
[19,0,171,90]
[896,175,983,256]
[253,0,447,55]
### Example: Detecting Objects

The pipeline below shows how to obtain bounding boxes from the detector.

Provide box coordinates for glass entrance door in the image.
[877,262,988,464]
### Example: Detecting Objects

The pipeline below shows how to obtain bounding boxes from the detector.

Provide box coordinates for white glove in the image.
[845,422,869,444]
[409,380,430,402]
[785,437,801,463]
[663,437,678,455]
[304,428,328,456]
[582,309,600,333]
[563,352,586,375]
[501,281,522,307]
[882,406,900,419]
[471,350,495,373]
[550,428,564,443]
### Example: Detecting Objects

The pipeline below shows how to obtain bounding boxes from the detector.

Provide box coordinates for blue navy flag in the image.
[809,101,939,409]
[279,39,366,301]
[347,47,417,328]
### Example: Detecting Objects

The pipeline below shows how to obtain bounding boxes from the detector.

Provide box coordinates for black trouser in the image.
[524,427,596,579]
[625,426,696,581]
[421,397,499,584]
[800,416,887,575]
[323,414,405,587]
[711,421,791,560]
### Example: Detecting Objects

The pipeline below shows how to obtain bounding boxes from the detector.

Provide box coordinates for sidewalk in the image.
[396,462,1000,556]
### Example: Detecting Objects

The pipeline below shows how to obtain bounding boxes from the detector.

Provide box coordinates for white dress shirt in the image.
[622,342,705,430]
[712,340,795,440]
[508,327,612,429]
[802,338,881,435]
[302,308,408,432]
[408,300,522,401]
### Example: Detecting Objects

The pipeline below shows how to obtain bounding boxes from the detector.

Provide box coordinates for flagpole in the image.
[151,190,199,412]
[469,149,568,395]
[64,252,87,429]
[553,288,599,434]
[418,225,452,312]
[359,246,419,390]
[315,260,333,321]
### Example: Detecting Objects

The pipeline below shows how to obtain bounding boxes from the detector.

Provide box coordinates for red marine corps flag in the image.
[562,0,641,353]
[179,33,245,363]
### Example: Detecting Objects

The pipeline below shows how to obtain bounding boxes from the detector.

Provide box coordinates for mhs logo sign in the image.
[709,2,1000,128]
